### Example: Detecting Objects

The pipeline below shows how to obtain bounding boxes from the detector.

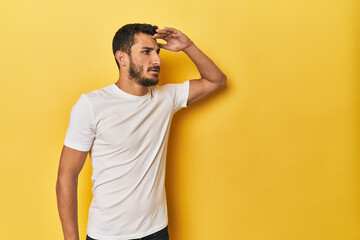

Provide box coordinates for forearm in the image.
[183,43,226,84]
[56,176,79,240]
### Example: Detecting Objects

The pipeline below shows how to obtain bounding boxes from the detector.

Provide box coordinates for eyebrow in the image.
[142,47,160,53]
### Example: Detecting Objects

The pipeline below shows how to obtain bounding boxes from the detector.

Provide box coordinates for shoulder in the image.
[70,84,117,117]
[84,84,115,100]
[154,81,190,111]
[156,81,189,96]
[78,84,118,108]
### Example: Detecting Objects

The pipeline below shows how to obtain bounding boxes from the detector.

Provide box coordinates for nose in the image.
[152,52,162,66]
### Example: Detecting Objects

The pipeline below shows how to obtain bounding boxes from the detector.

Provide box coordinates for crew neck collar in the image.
[111,83,151,100]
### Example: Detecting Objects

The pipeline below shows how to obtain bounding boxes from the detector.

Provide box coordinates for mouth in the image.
[148,67,160,73]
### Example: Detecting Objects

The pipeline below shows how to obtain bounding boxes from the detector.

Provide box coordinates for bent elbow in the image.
[218,74,227,89]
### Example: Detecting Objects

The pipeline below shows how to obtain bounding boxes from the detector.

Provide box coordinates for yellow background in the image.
[0,0,359,239]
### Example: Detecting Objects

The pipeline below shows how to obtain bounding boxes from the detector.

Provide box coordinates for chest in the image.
[93,95,173,149]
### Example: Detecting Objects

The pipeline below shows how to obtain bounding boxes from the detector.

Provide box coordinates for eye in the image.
[142,50,150,54]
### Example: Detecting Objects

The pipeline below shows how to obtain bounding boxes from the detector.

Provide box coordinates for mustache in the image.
[147,66,160,72]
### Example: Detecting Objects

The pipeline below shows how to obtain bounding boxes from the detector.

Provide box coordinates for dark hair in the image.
[112,23,158,69]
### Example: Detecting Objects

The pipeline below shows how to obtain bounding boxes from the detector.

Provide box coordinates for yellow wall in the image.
[0,0,359,239]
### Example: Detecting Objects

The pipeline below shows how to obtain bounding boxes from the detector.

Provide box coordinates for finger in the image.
[158,43,168,49]
[153,33,162,39]
[153,32,173,40]
[160,29,183,39]
[163,27,178,32]
[153,33,169,40]
[154,32,170,37]
[156,27,177,34]
[155,28,169,34]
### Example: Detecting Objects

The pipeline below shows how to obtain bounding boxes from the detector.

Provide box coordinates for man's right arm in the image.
[56,145,88,240]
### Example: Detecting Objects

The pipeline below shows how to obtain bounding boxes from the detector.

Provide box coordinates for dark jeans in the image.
[86,226,169,240]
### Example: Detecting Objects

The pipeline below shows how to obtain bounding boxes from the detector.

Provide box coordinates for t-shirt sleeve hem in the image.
[64,140,91,152]
[180,80,190,109]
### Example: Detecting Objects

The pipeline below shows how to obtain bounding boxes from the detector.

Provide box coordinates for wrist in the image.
[182,42,195,53]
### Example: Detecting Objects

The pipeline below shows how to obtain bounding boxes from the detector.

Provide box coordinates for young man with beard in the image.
[56,23,226,240]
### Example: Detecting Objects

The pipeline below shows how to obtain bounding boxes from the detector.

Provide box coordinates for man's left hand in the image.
[153,27,193,52]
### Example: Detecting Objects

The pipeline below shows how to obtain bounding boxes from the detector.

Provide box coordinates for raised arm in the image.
[153,27,227,105]
[56,146,88,240]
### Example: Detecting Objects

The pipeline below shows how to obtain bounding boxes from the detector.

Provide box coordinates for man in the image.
[56,23,226,240]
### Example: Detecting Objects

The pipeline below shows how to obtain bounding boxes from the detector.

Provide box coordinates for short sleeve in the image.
[64,94,96,151]
[161,81,189,112]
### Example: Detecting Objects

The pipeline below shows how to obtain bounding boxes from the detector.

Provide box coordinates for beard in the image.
[129,58,159,87]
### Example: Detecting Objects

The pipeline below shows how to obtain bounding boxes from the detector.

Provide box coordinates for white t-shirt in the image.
[64,81,189,240]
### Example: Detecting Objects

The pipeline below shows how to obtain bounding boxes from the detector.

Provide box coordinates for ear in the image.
[115,51,128,67]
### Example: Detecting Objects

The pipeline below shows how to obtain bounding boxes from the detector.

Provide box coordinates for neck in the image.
[115,75,149,96]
